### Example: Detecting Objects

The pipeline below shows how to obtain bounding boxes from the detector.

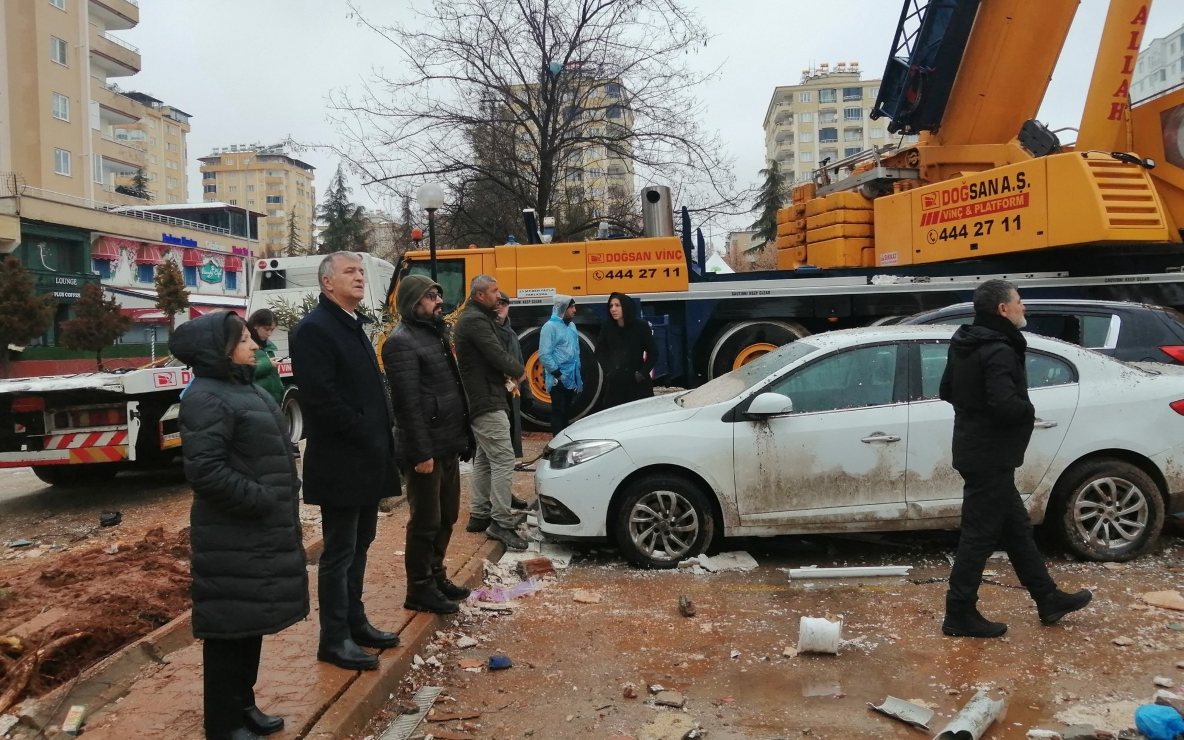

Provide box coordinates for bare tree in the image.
[329,0,741,243]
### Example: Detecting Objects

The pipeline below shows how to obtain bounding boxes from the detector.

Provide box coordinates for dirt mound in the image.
[0,527,191,712]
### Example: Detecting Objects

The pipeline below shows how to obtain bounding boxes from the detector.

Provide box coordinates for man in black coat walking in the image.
[382,275,474,615]
[939,279,1092,638]
[291,251,401,671]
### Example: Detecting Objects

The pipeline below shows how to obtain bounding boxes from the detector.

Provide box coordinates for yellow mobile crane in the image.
[393,0,1184,429]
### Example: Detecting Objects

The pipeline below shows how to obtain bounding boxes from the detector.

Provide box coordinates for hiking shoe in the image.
[465,516,491,533]
[1038,589,1092,625]
[404,589,460,615]
[511,495,530,510]
[437,578,471,601]
[942,606,1008,638]
[485,523,529,551]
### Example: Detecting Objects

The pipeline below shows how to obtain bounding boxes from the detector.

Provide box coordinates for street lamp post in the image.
[416,183,445,281]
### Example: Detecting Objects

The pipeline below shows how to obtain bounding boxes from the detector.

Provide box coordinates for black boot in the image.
[404,588,461,615]
[1037,589,1092,625]
[942,601,1007,638]
[350,622,400,649]
[242,706,284,736]
[438,579,471,601]
[316,638,379,671]
[465,516,491,533]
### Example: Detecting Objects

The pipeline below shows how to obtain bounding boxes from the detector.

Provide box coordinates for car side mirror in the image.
[747,392,794,418]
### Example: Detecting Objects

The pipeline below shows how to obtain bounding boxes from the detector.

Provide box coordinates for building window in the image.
[54,148,71,176]
[798,91,812,103]
[202,171,216,180]
[819,127,838,143]
[93,259,112,279]
[870,127,885,139]
[149,155,157,164]
[818,110,837,123]
[605,82,622,98]
[844,107,862,121]
[183,265,197,287]
[52,92,70,121]
[819,89,837,104]
[50,0,66,9]
[242,157,251,165]
[844,128,863,141]
[843,87,863,101]
[166,160,178,170]
[137,263,155,283]
[845,146,863,157]
[203,184,217,193]
[50,36,68,66]
[229,199,237,205]
[607,105,624,119]
[869,87,880,98]
[820,148,838,161]
[228,186,238,193]
[167,177,179,188]
[226,272,238,291]
[247,185,255,191]
[266,195,283,204]
[799,131,814,143]
[247,200,255,205]
[798,112,813,123]
[223,157,235,165]
[800,151,815,163]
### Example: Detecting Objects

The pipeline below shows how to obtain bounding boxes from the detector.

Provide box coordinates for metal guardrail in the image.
[99,31,139,54]
[10,184,233,236]
[100,133,146,152]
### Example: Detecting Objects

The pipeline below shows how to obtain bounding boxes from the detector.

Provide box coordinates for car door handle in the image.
[1033,420,1058,429]
[861,432,901,443]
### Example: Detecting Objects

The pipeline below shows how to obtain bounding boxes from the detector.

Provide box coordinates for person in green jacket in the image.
[247,309,284,405]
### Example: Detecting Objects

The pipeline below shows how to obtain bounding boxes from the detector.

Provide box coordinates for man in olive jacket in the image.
[453,275,528,551]
[938,279,1091,638]
[291,252,400,672]
[383,275,474,615]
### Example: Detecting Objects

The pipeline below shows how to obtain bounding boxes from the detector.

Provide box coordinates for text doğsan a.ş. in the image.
[919,172,1029,226]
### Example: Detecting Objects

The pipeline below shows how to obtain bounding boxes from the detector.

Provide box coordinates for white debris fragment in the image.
[698,551,758,572]
[456,636,479,649]
[1154,676,1175,688]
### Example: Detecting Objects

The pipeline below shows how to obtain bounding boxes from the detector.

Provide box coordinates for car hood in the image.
[561,392,699,441]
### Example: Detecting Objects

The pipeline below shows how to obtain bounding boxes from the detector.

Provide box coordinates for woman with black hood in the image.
[595,292,658,408]
[169,311,308,740]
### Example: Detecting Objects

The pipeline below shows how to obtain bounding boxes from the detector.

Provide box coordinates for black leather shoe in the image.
[511,495,529,510]
[242,706,284,736]
[316,639,379,671]
[405,589,461,615]
[205,728,265,740]
[942,606,1007,638]
[1038,589,1093,625]
[465,516,492,533]
[351,622,401,649]
[438,579,471,601]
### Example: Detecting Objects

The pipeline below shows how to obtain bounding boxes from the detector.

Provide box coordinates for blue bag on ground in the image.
[1135,704,1184,740]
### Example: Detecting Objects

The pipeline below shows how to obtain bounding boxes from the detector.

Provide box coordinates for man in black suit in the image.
[291,251,401,671]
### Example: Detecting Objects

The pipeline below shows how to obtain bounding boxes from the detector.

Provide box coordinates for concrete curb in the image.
[302,537,505,740]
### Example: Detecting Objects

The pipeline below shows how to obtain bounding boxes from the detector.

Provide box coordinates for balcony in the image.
[91,82,143,124]
[89,26,141,77]
[98,135,147,169]
[774,108,793,125]
[89,0,139,31]
[775,129,794,143]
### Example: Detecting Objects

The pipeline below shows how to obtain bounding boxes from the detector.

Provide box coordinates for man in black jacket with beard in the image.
[383,275,474,615]
[938,279,1092,638]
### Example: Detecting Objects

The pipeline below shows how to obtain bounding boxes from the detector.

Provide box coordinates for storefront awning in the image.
[224,256,243,272]
[189,305,246,319]
[120,308,170,323]
[135,245,163,265]
[182,249,205,267]
[92,237,123,260]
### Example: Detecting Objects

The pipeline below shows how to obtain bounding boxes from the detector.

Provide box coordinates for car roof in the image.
[920,299,1163,313]
[802,325,1081,355]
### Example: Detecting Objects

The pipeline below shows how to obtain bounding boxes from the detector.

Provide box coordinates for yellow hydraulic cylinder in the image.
[1077,0,1153,154]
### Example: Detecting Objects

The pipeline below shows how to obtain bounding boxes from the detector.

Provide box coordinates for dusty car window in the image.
[1027,352,1076,388]
[767,344,898,413]
[919,342,948,399]
[677,341,818,408]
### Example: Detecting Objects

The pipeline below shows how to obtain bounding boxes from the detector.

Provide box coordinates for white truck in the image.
[0,252,395,485]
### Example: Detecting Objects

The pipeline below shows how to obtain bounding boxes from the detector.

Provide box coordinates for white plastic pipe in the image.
[933,691,1005,740]
[788,566,911,579]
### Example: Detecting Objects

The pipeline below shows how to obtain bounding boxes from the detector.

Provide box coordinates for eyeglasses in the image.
[426,291,443,301]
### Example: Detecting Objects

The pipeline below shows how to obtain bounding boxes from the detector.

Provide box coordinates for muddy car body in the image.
[535,326,1184,567]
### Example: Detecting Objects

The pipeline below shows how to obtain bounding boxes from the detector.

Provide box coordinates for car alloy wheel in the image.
[1072,476,1149,550]
[628,489,700,563]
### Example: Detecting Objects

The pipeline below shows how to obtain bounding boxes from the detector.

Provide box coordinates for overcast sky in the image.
[122,0,1184,248]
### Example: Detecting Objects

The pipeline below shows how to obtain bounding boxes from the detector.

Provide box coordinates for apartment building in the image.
[0,0,191,206]
[763,63,892,184]
[1133,21,1184,102]
[198,143,316,256]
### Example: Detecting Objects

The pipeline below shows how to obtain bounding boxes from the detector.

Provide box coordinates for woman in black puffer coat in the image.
[170,311,308,740]
[595,292,658,408]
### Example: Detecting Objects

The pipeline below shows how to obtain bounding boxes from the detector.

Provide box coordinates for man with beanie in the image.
[383,275,474,615]
[453,275,529,551]
[939,279,1092,637]
[539,294,582,434]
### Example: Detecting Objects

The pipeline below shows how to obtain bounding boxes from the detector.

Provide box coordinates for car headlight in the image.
[548,439,620,469]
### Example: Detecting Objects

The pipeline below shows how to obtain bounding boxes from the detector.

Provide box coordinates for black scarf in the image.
[972,311,1027,353]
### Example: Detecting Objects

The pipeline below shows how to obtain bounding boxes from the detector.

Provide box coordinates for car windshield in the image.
[677,341,819,408]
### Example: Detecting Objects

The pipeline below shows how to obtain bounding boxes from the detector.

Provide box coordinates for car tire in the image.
[707,320,809,379]
[281,385,305,443]
[518,326,604,431]
[32,464,119,487]
[1051,458,1164,562]
[613,473,715,569]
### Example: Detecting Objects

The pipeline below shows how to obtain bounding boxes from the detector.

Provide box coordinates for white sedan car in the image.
[536,326,1184,568]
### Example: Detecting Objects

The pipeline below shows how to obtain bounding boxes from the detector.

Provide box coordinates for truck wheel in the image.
[518,327,604,432]
[281,386,305,443]
[612,473,716,569]
[707,320,809,379]
[1050,458,1164,562]
[32,464,119,487]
